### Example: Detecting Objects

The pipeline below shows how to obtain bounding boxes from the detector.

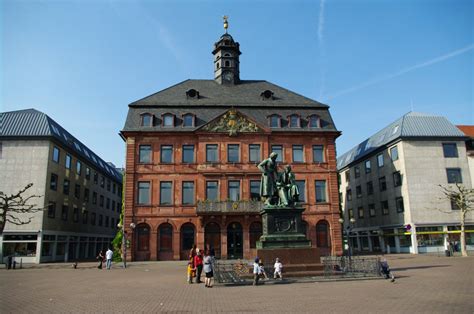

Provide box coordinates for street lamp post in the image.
[118,221,135,269]
[339,217,356,257]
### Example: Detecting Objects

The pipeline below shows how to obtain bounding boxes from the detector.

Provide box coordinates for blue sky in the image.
[2,0,473,167]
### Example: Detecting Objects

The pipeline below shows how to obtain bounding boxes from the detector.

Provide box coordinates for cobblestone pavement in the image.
[1,254,472,313]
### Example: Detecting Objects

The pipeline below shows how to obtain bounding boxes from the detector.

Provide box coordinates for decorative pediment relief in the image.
[201,109,263,136]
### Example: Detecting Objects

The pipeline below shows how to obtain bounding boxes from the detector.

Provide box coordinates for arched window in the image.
[227,222,243,259]
[289,114,300,128]
[136,223,150,251]
[225,60,230,67]
[141,114,153,127]
[162,114,174,127]
[308,115,321,128]
[182,114,194,127]
[181,223,195,251]
[249,221,262,249]
[159,223,173,252]
[224,53,231,57]
[216,62,220,69]
[316,220,330,248]
[268,114,281,128]
[204,222,221,258]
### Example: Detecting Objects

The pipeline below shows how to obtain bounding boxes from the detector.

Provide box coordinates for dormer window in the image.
[141,113,153,127]
[268,114,281,128]
[308,115,321,128]
[289,114,301,128]
[162,114,174,127]
[186,89,199,99]
[182,113,195,127]
[261,90,274,100]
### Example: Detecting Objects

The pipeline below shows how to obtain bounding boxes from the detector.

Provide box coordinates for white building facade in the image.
[338,113,474,254]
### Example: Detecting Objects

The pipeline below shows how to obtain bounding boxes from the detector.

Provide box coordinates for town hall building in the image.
[121,25,342,261]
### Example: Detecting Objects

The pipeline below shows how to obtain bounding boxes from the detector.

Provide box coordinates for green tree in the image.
[112,174,125,262]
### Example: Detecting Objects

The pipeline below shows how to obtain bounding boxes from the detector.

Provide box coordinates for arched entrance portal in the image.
[316,220,331,255]
[180,223,195,260]
[158,223,173,260]
[135,223,150,261]
[204,222,221,258]
[227,222,243,259]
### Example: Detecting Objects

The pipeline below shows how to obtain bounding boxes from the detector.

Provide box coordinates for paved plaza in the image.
[1,254,473,313]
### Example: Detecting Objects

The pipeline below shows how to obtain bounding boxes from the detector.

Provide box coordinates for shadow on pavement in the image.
[391,265,450,271]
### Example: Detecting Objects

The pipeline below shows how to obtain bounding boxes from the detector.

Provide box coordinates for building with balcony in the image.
[121,30,342,261]
[337,112,474,254]
[0,109,122,263]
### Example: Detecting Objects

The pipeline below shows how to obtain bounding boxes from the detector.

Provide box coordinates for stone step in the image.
[282,264,324,272]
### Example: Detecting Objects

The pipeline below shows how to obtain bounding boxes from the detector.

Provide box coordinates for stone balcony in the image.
[196,200,263,215]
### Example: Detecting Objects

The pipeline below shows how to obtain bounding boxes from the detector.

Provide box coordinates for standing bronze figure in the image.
[257,152,279,205]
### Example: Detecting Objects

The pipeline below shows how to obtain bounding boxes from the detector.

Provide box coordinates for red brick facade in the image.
[122,131,342,260]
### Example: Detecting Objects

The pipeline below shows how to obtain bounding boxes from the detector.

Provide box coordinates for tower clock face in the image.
[224,72,233,82]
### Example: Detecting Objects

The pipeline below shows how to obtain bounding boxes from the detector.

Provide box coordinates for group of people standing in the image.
[187,246,214,288]
[252,257,283,286]
[97,248,114,270]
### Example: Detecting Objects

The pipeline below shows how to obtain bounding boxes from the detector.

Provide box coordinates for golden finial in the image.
[223,15,229,33]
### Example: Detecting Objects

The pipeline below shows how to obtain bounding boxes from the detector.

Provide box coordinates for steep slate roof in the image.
[337,112,467,170]
[123,79,338,133]
[1,108,122,182]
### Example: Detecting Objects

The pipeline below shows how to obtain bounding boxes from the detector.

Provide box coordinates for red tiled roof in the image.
[456,125,474,137]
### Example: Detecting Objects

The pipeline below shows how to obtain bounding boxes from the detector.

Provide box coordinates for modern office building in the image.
[337,112,474,254]
[0,109,122,263]
[121,28,342,261]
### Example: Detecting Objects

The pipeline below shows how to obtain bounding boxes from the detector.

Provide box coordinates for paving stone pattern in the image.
[0,254,473,313]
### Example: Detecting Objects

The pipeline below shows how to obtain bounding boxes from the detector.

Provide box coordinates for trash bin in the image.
[445,250,451,257]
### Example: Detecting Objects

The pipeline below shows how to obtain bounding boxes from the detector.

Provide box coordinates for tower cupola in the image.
[212,16,241,85]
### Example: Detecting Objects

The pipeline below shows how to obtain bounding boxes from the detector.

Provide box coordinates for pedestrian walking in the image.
[273,258,283,279]
[187,253,196,284]
[194,248,204,283]
[380,256,395,282]
[253,257,260,286]
[106,247,113,270]
[259,260,268,280]
[203,249,214,288]
[97,250,105,269]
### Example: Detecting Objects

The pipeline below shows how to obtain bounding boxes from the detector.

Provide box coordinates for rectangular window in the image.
[73,207,79,223]
[99,195,104,207]
[82,210,88,224]
[206,144,218,162]
[63,179,70,195]
[139,145,152,163]
[346,189,352,201]
[182,181,195,205]
[295,180,306,202]
[53,146,60,163]
[160,181,172,205]
[349,208,354,219]
[65,154,71,169]
[249,144,261,163]
[48,202,56,218]
[76,160,82,175]
[443,143,458,158]
[111,217,115,229]
[379,176,387,191]
[206,181,219,201]
[345,171,350,183]
[396,197,404,213]
[61,205,68,221]
[367,181,374,195]
[446,168,462,183]
[91,213,96,225]
[113,183,116,194]
[365,160,371,173]
[117,201,121,213]
[356,185,362,198]
[393,171,402,187]
[368,204,375,217]
[377,153,384,167]
[355,166,360,178]
[228,144,240,163]
[313,145,324,163]
[390,146,399,161]
[50,173,58,191]
[161,145,173,163]
[292,145,304,162]
[105,216,109,228]
[85,167,90,180]
[228,180,240,201]
[106,198,110,209]
[99,214,103,226]
[112,201,115,212]
[357,206,364,218]
[271,145,283,162]
[381,201,389,215]
[107,180,111,191]
[138,182,150,205]
[84,188,89,202]
[182,145,195,163]
[250,180,261,200]
[451,198,460,210]
[100,176,105,188]
[92,192,97,204]
[315,180,327,203]
[94,172,98,184]
[74,184,80,198]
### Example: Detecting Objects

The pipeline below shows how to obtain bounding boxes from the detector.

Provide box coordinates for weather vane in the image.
[223,15,229,33]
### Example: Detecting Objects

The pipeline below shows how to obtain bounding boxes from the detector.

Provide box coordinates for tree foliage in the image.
[0,183,44,235]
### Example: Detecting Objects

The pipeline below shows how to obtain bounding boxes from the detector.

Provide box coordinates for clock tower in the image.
[213,17,241,85]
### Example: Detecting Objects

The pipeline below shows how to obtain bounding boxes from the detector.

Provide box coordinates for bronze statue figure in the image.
[257,152,279,205]
[277,165,300,206]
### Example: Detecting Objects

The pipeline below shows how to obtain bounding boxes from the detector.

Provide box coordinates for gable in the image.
[199,109,266,136]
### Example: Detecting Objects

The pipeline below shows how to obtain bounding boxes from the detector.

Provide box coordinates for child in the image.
[274,258,283,279]
[380,256,395,282]
[259,260,268,280]
[187,255,196,284]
